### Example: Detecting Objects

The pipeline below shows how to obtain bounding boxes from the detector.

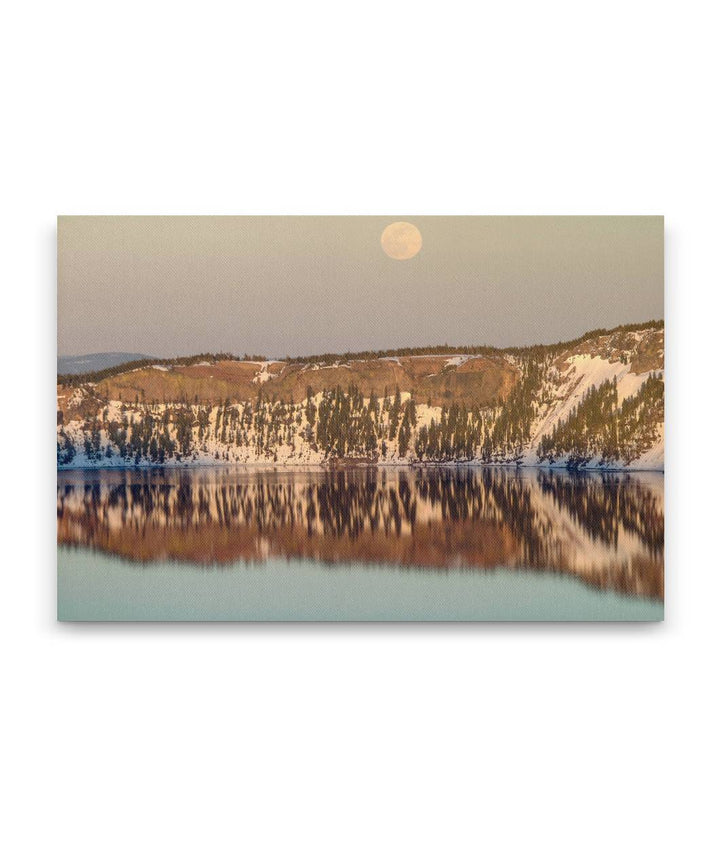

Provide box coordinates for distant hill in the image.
[57,353,155,376]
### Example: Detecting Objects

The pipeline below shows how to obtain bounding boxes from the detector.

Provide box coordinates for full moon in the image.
[381,221,422,260]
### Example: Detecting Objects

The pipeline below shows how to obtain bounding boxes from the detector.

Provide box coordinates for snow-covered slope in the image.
[525,353,664,469]
[57,324,664,471]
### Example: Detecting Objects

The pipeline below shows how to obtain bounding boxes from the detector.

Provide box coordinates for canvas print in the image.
[57,216,664,621]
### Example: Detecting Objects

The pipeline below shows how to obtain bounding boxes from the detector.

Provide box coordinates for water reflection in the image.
[57,466,663,599]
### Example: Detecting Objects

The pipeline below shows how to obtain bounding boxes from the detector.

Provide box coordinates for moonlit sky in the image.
[58,216,663,358]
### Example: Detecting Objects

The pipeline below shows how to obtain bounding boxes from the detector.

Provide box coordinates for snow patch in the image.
[444,355,472,368]
[252,362,279,384]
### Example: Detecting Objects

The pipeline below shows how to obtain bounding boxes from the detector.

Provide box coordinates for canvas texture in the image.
[57,216,664,621]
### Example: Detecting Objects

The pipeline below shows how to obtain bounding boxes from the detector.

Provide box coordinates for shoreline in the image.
[56,459,664,475]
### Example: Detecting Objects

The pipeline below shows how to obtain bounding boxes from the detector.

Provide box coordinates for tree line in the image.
[58,321,664,385]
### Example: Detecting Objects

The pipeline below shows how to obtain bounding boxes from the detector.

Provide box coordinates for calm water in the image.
[57,466,663,621]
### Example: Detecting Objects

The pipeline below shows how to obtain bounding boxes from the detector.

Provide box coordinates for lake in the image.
[57,466,663,621]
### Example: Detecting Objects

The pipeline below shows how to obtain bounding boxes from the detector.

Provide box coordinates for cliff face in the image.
[57,324,664,471]
[84,353,519,410]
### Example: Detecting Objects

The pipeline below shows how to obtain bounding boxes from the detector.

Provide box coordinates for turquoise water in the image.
[58,546,663,622]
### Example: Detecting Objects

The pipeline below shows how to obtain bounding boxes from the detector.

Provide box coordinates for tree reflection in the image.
[57,466,663,598]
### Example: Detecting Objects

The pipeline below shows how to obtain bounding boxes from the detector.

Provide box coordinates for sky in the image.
[58,216,663,358]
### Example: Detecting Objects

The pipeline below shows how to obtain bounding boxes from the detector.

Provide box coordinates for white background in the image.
[2,1,718,854]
